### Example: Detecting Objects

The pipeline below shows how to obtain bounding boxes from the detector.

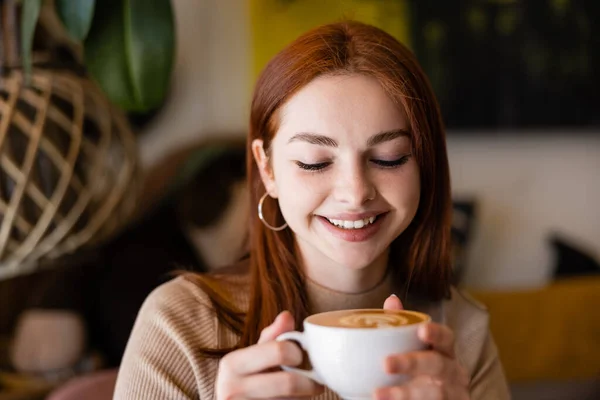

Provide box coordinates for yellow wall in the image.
[250,0,411,79]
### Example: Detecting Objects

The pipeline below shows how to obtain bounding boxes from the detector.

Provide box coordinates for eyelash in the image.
[295,155,411,172]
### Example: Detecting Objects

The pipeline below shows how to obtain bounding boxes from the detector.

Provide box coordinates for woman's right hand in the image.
[215,311,324,400]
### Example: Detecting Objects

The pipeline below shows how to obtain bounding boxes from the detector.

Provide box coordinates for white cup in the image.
[276,308,430,400]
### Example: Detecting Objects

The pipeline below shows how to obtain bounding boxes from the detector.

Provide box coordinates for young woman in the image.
[114,21,510,400]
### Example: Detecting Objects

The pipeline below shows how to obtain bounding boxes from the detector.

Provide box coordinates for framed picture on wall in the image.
[410,0,599,130]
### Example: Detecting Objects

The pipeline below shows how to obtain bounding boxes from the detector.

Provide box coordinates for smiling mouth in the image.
[323,215,382,230]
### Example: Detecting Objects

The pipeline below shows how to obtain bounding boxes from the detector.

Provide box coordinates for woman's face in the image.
[253,74,420,273]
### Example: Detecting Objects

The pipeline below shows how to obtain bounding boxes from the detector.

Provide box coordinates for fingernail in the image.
[277,310,291,320]
[391,293,399,298]
[376,387,402,400]
[418,324,428,340]
[374,388,390,400]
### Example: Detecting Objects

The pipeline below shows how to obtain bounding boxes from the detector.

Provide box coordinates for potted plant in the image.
[20,0,176,112]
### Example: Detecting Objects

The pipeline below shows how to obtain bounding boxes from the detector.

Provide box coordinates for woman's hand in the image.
[215,311,324,400]
[374,296,470,400]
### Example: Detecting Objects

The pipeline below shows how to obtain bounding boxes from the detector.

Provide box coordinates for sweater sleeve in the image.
[445,288,511,400]
[470,330,511,400]
[113,277,218,400]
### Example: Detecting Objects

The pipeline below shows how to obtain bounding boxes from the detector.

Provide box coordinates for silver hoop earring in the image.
[258,192,288,231]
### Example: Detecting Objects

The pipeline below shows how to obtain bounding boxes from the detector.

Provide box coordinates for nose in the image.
[333,164,376,207]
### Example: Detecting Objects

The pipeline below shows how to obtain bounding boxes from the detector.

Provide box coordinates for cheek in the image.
[379,166,420,208]
[275,167,324,219]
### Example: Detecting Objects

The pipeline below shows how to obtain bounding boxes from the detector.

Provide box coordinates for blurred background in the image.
[0,0,599,399]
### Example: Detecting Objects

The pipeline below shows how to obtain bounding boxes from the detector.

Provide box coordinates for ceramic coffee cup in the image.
[276,308,431,400]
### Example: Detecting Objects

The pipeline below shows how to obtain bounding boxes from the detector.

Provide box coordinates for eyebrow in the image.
[367,129,410,147]
[288,129,410,147]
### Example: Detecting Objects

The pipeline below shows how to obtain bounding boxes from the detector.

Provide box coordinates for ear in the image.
[251,139,278,197]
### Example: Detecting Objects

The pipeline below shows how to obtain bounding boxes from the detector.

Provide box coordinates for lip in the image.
[317,212,388,242]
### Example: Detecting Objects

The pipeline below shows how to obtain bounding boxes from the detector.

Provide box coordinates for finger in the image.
[374,380,470,400]
[238,371,324,398]
[383,294,404,310]
[418,323,455,358]
[385,351,468,385]
[221,340,303,375]
[258,311,295,344]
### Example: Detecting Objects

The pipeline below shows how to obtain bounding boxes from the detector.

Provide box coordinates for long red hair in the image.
[190,20,452,357]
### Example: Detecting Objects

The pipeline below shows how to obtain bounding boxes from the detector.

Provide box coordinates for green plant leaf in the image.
[83,0,175,112]
[124,0,175,110]
[20,0,42,81]
[56,0,96,41]
[84,0,137,110]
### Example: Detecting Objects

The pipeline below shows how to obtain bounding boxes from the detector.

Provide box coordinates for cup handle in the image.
[275,331,324,384]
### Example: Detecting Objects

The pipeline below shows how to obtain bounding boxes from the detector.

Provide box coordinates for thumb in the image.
[257,310,295,344]
[383,294,404,310]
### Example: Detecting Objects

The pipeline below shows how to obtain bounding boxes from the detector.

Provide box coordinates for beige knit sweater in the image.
[114,265,510,399]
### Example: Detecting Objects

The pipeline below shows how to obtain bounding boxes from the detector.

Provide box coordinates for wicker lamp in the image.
[0,3,139,280]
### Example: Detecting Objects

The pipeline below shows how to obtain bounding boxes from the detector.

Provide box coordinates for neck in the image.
[301,249,389,293]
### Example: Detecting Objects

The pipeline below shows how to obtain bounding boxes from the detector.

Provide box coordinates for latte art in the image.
[307,309,428,329]
[338,313,408,328]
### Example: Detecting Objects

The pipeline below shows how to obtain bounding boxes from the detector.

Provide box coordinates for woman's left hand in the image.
[374,295,470,400]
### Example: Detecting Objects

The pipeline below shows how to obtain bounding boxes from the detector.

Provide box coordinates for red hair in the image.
[191,20,452,357]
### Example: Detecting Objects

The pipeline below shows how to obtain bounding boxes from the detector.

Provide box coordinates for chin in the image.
[327,249,382,271]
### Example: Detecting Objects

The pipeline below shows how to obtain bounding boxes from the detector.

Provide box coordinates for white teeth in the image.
[326,216,377,229]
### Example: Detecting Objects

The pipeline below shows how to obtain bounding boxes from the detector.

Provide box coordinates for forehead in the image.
[276,74,408,142]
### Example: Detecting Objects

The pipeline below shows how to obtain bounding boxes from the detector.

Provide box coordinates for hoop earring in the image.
[258,192,288,231]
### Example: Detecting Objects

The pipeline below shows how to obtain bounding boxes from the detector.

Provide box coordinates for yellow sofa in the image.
[469,275,600,383]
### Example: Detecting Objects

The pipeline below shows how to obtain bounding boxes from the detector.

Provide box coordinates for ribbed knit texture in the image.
[114,266,510,399]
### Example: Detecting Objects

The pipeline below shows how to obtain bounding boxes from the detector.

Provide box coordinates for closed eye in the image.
[371,155,411,168]
[295,155,411,172]
[295,161,331,171]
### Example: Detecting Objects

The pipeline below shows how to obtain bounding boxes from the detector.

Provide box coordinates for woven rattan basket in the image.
[0,67,139,280]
